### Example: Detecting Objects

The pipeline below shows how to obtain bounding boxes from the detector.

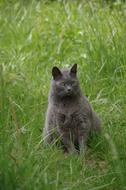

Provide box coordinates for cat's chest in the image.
[55,104,86,127]
[56,102,77,115]
[56,110,87,135]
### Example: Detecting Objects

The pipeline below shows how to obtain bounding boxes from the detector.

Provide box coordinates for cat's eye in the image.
[61,81,65,86]
[71,82,76,86]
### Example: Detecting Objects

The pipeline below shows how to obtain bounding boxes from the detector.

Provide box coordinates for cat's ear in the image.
[70,64,77,77]
[52,66,62,80]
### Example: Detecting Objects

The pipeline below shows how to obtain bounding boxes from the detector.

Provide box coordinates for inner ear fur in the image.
[52,66,62,80]
[70,64,77,77]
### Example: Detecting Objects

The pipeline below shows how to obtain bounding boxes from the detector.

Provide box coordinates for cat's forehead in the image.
[61,69,70,79]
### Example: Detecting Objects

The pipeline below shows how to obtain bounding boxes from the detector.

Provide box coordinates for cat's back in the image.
[76,95,92,115]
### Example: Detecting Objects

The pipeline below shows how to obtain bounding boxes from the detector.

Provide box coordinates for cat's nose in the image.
[67,86,72,92]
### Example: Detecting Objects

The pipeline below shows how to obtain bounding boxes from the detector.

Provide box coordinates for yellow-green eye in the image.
[61,81,65,86]
[71,81,76,86]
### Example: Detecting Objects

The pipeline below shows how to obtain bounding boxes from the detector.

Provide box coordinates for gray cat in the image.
[43,64,101,154]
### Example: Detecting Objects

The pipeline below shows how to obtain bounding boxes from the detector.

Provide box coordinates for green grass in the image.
[0,0,126,189]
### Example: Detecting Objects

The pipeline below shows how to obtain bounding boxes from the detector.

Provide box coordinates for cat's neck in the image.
[50,90,82,105]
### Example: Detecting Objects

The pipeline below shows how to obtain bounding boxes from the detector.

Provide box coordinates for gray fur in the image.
[43,64,101,154]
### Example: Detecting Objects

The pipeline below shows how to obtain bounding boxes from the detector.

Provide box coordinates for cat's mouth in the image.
[66,91,72,96]
[59,91,73,98]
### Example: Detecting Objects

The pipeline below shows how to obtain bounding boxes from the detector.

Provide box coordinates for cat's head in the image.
[51,64,80,99]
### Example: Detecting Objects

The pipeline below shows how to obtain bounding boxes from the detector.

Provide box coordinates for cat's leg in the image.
[62,134,77,154]
[57,114,76,153]
[78,135,88,154]
[78,124,89,155]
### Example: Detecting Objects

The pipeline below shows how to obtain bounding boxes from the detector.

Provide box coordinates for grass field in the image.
[0,0,126,189]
